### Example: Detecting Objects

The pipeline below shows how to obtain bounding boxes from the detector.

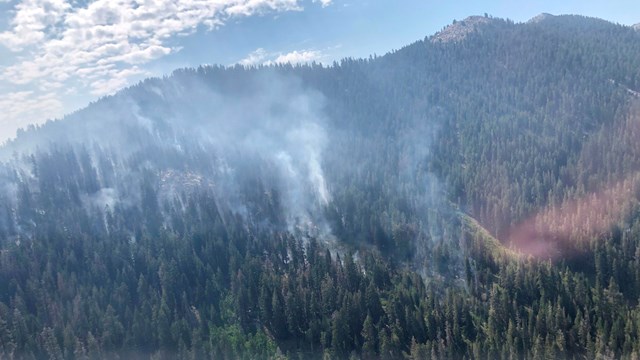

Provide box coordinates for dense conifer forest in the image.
[2,14,640,359]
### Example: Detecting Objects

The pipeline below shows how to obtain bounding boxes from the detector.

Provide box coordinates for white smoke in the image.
[151,71,334,237]
[82,187,118,210]
[0,69,335,243]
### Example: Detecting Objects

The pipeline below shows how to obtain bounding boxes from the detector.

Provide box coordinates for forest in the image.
[1,14,640,359]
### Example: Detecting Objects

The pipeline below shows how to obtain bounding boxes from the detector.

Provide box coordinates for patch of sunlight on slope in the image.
[460,212,521,260]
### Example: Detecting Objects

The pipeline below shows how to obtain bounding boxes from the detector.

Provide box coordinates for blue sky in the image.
[0,0,637,142]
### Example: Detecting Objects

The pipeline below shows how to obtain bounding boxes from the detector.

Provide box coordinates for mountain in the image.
[2,14,640,359]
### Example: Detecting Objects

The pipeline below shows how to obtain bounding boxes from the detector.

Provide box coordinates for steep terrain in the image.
[1,14,640,359]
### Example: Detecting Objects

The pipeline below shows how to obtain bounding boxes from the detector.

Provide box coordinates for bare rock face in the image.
[527,13,555,24]
[430,16,493,43]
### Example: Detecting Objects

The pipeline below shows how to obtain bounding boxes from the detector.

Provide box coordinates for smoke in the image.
[171,71,333,235]
[505,102,640,259]
[390,105,467,279]
[130,70,334,238]
[288,121,331,206]
[82,187,118,210]
[507,170,640,259]
[0,68,335,244]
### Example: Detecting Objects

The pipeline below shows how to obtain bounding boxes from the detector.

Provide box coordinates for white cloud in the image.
[225,0,300,16]
[272,49,323,64]
[89,66,147,96]
[0,90,63,141]
[0,0,309,141]
[238,47,269,66]
[0,0,71,51]
[238,48,325,66]
[0,0,303,90]
[313,0,331,7]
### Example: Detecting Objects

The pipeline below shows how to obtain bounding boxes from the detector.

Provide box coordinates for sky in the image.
[0,0,638,143]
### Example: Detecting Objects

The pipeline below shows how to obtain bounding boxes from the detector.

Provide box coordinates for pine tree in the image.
[361,313,377,358]
[271,289,288,340]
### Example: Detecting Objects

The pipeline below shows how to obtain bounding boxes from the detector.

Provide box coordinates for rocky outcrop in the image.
[430,16,493,43]
[527,13,555,24]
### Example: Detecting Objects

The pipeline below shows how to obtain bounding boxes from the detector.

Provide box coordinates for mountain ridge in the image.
[4,12,636,153]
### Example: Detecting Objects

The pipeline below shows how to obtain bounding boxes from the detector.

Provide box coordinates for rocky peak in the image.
[527,13,555,24]
[430,15,493,43]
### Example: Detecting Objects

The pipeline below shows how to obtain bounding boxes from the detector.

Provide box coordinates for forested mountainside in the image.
[2,14,640,359]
